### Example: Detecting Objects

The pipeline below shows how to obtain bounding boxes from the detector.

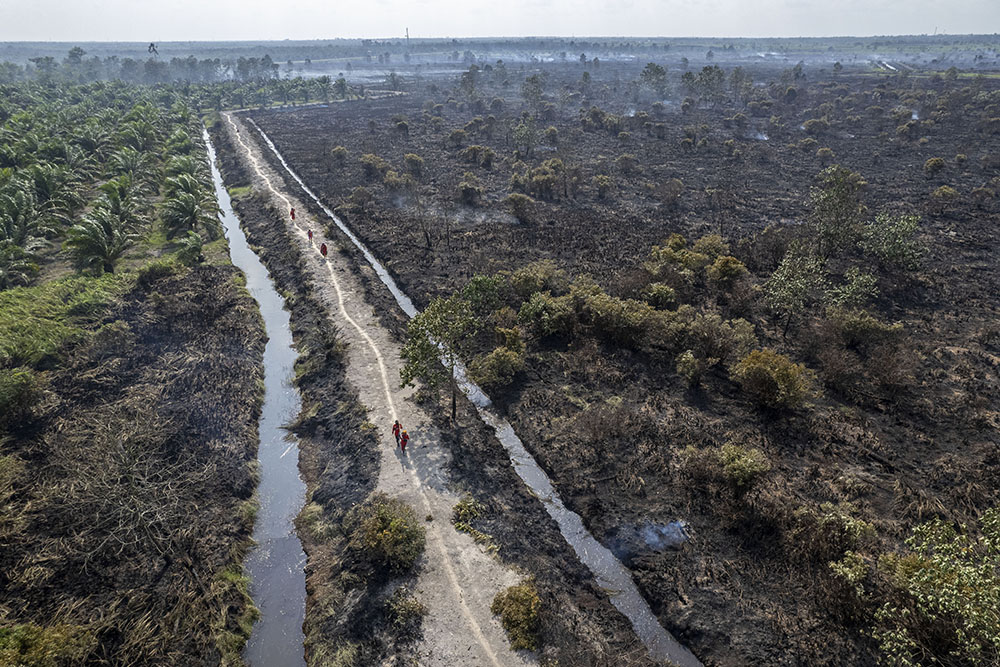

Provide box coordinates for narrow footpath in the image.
[222,112,533,667]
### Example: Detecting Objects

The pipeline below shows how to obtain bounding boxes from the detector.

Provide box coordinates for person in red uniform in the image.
[320,243,327,257]
[307,229,313,240]
[392,420,402,446]
[399,430,409,453]
[290,207,295,220]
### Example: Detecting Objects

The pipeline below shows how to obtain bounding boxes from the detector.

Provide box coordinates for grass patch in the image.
[452,494,497,553]
[0,274,129,369]
[211,562,260,664]
[0,623,97,666]
[491,581,542,652]
[227,185,252,199]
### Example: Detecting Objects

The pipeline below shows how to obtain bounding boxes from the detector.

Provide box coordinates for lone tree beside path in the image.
[400,294,474,422]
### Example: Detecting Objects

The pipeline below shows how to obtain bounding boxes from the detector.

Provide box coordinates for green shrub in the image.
[932,185,958,202]
[872,508,1000,667]
[732,349,815,409]
[860,212,924,271]
[503,193,534,223]
[685,313,757,366]
[348,493,426,573]
[330,145,348,166]
[491,582,541,651]
[517,292,575,338]
[510,260,568,300]
[403,153,423,177]
[642,282,677,309]
[706,255,748,290]
[691,234,730,259]
[578,291,654,348]
[789,502,875,563]
[675,350,704,386]
[386,588,427,635]
[470,346,524,389]
[924,157,946,175]
[717,443,771,497]
[457,173,483,207]
[680,443,770,498]
[359,153,390,181]
[592,174,613,199]
[825,308,903,350]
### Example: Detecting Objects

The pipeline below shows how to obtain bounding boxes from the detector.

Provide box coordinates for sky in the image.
[1,0,998,42]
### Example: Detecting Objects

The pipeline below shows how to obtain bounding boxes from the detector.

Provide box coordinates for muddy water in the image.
[205,130,307,667]
[247,120,702,667]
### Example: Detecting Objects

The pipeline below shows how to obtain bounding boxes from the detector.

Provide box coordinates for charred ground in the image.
[247,56,1000,666]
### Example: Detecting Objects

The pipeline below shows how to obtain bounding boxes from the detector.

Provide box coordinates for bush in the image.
[386,588,427,635]
[359,154,390,181]
[931,185,958,202]
[504,193,534,223]
[924,157,946,175]
[592,174,613,199]
[518,292,575,338]
[578,291,655,348]
[510,260,568,300]
[457,174,483,207]
[470,346,524,389]
[706,255,748,290]
[871,508,1000,667]
[681,443,771,499]
[691,234,729,259]
[732,349,815,409]
[491,582,541,651]
[330,145,348,166]
[676,349,704,386]
[860,212,924,271]
[817,147,835,163]
[803,118,830,135]
[686,313,757,365]
[403,153,423,177]
[348,493,426,573]
[642,282,677,309]
[717,443,771,497]
[787,502,875,563]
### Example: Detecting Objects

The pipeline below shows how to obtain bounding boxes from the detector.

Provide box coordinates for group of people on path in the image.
[392,420,410,453]
[294,208,327,257]
[292,208,408,454]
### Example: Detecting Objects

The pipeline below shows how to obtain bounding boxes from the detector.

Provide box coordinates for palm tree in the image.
[0,184,53,250]
[64,206,139,274]
[0,242,38,289]
[165,155,204,178]
[98,175,147,229]
[160,191,221,240]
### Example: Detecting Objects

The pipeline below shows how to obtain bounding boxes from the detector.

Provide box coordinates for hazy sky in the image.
[1,0,998,41]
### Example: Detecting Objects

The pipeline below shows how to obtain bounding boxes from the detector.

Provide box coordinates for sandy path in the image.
[222,112,533,667]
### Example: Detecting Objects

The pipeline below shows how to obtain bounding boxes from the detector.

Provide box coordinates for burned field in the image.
[249,59,1000,665]
[1,264,264,664]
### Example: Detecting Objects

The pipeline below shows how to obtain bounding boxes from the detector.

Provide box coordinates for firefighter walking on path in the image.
[320,242,327,257]
[392,420,402,446]
[290,207,295,220]
[399,430,409,453]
